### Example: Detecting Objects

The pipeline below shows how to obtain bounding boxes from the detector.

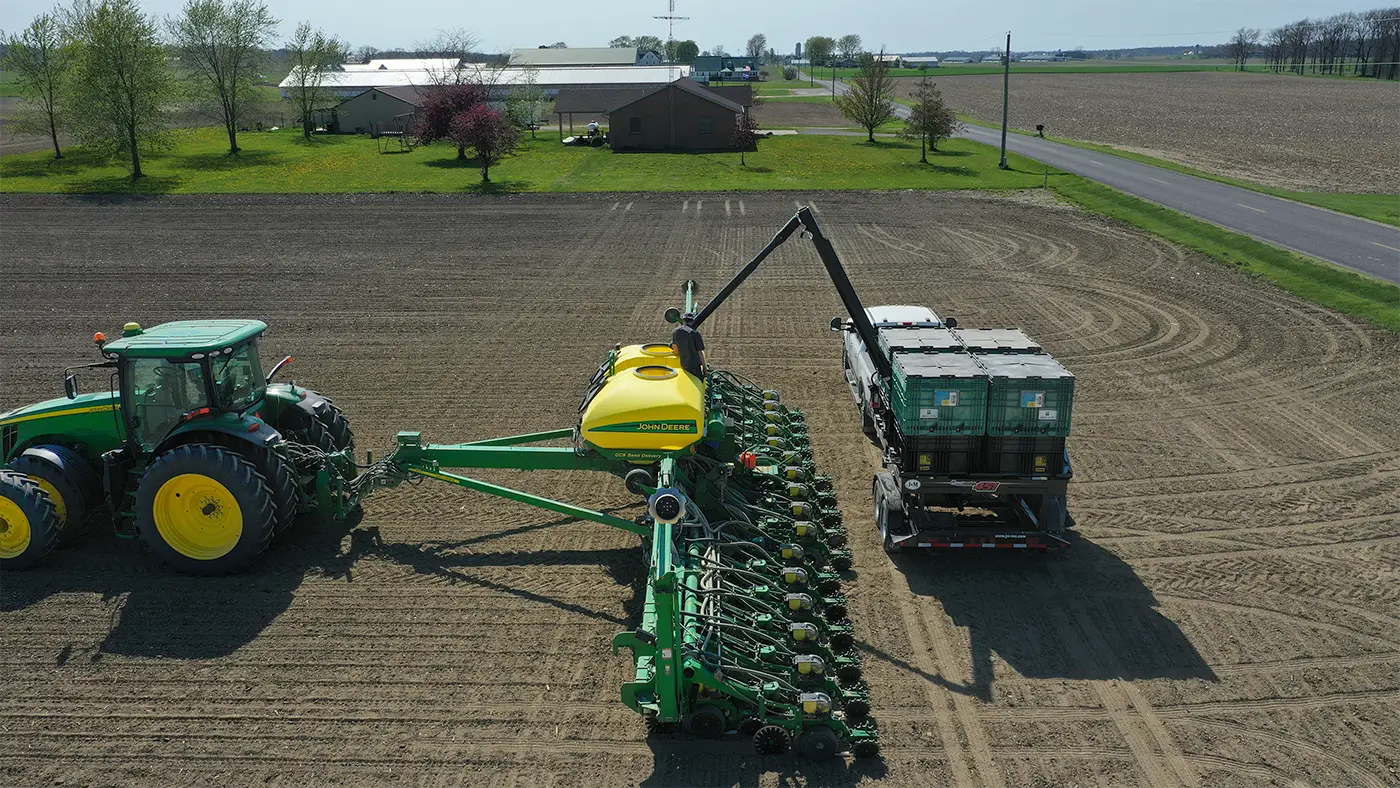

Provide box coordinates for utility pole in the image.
[653,0,690,81]
[999,31,1011,169]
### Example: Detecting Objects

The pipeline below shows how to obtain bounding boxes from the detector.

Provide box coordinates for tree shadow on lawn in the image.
[176,148,279,171]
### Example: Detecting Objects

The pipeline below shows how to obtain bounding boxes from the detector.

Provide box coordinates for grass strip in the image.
[1052,175,1399,331]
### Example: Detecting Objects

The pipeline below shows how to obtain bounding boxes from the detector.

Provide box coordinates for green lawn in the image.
[1052,176,1400,331]
[956,114,1400,227]
[0,125,1042,194]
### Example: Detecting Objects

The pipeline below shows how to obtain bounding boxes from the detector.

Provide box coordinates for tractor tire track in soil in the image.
[1,191,1397,787]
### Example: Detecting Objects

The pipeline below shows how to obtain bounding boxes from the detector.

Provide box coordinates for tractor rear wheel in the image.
[8,449,98,544]
[318,400,356,453]
[262,450,299,537]
[135,444,276,575]
[0,471,60,569]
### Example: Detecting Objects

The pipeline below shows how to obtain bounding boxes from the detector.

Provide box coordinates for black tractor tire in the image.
[0,471,61,570]
[683,704,726,739]
[797,725,842,760]
[314,398,356,453]
[135,444,276,576]
[8,449,98,544]
[263,450,299,536]
[753,724,791,755]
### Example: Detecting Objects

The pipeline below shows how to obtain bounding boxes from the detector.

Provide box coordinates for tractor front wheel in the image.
[0,471,61,570]
[9,449,99,544]
[135,444,276,575]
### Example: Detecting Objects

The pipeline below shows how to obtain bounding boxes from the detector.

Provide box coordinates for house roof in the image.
[281,65,690,93]
[553,87,653,114]
[376,86,427,105]
[512,47,637,66]
[691,56,759,72]
[603,78,745,116]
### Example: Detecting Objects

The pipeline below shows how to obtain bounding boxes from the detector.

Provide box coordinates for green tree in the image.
[833,50,896,142]
[746,33,767,59]
[167,0,279,155]
[900,76,962,162]
[731,109,761,166]
[505,66,548,139]
[803,35,835,84]
[64,0,173,178]
[1,10,70,159]
[836,34,862,61]
[674,40,699,64]
[284,22,347,139]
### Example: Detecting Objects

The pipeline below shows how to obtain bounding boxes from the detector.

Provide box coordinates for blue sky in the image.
[2,0,1381,53]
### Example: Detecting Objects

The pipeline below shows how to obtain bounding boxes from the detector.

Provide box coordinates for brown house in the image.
[604,78,747,152]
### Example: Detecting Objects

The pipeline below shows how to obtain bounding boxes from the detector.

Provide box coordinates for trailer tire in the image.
[798,725,842,760]
[0,471,60,570]
[874,473,905,552]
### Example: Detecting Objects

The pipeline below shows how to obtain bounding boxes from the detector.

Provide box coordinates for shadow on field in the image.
[640,738,887,787]
[0,508,362,661]
[177,148,279,171]
[884,533,1217,702]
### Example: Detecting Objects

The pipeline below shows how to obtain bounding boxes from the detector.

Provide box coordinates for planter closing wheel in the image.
[683,704,725,739]
[753,724,791,755]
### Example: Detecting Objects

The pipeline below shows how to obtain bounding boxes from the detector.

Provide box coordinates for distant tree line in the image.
[1257,8,1400,79]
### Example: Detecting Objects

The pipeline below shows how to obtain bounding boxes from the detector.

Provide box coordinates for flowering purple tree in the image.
[448,104,521,183]
[414,83,486,160]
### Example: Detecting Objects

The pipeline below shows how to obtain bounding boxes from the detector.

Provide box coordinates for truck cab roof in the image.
[864,305,942,328]
[101,320,268,358]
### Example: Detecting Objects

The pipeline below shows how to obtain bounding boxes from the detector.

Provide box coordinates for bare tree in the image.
[549,41,567,48]
[168,0,278,155]
[837,34,862,62]
[1,11,70,159]
[900,76,961,162]
[284,22,347,139]
[711,44,730,57]
[418,27,477,85]
[355,44,379,62]
[64,0,172,178]
[1227,27,1259,70]
[834,49,897,142]
[746,33,767,60]
[731,109,761,166]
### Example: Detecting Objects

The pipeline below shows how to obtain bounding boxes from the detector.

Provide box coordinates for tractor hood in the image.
[0,391,118,426]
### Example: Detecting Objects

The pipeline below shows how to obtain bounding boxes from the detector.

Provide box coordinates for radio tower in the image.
[654,0,690,80]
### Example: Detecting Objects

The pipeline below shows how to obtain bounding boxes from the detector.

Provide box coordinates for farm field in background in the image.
[914,71,1400,194]
[2,190,1397,787]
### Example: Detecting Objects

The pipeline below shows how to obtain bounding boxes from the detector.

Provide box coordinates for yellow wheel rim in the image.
[27,476,67,523]
[153,474,243,560]
[0,497,32,559]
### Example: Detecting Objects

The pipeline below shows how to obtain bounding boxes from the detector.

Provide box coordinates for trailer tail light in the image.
[972,481,1000,493]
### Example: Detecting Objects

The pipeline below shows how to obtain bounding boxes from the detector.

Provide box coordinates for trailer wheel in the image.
[753,724,791,755]
[798,725,842,760]
[874,474,905,552]
[136,444,276,575]
[0,471,60,570]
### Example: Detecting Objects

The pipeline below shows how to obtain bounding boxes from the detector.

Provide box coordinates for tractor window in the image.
[212,341,266,412]
[129,358,211,448]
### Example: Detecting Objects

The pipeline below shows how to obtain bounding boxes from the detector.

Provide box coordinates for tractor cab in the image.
[99,320,269,452]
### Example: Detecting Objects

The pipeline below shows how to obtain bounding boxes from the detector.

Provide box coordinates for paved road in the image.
[809,74,1400,284]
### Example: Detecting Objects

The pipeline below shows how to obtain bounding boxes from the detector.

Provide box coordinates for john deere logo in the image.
[593,420,698,434]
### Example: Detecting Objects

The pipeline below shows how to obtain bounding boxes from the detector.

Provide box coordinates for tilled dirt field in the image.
[1,191,1398,788]
[913,72,1400,193]
[753,99,850,129]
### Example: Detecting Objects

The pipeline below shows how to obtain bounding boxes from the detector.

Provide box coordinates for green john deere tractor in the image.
[0,319,357,574]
